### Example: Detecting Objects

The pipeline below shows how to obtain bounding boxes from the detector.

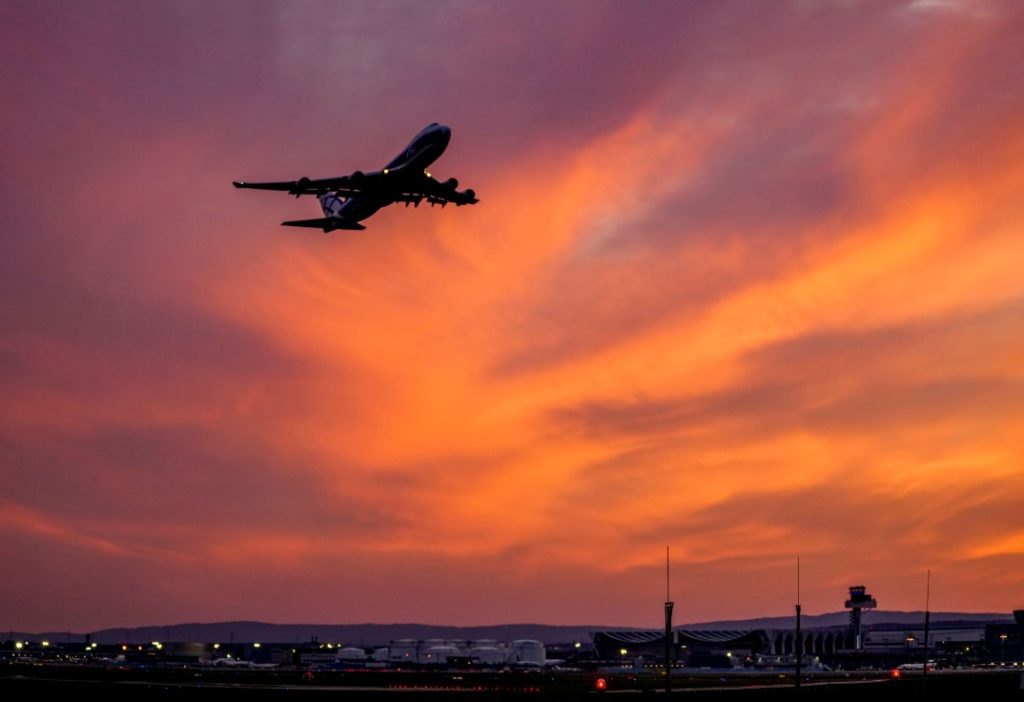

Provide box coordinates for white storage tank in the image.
[388,639,418,664]
[469,645,505,665]
[336,646,367,662]
[420,645,460,665]
[507,639,546,666]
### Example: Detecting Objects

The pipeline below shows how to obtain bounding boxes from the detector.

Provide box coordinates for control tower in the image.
[844,585,877,650]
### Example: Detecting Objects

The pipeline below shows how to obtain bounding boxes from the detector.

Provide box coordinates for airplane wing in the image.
[233,171,478,205]
[399,173,479,207]
[233,172,384,198]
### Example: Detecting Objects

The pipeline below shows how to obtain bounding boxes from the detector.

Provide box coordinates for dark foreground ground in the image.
[2,664,1022,700]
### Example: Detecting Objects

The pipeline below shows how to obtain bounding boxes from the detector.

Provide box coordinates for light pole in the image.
[664,546,673,697]
[794,557,801,692]
[1000,633,1008,665]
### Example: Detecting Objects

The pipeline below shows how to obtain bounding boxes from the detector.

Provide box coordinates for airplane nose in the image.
[434,124,451,147]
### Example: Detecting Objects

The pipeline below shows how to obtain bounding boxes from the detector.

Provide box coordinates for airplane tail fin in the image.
[318,191,346,218]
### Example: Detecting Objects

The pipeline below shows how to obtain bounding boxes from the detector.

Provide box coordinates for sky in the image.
[1,0,1023,633]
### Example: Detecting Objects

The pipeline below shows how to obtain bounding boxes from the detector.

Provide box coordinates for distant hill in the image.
[16,622,610,646]
[11,611,1013,646]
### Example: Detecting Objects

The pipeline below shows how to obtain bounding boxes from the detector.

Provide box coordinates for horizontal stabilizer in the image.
[281,217,366,232]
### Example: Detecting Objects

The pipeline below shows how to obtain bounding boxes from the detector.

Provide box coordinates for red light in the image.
[596,678,607,691]
[891,668,901,679]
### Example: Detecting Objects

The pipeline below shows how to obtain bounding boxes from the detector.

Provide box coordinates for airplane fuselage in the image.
[385,122,451,174]
[334,123,452,223]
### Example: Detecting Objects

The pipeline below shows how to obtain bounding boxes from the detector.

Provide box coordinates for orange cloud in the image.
[2,1,1024,630]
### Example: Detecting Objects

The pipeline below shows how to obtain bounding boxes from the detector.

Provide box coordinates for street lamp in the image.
[1000,634,1008,665]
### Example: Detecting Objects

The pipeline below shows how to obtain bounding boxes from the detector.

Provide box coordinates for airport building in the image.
[369,638,546,667]
[591,588,1023,670]
[592,628,846,665]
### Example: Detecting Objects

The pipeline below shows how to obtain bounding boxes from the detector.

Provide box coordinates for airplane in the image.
[232,123,478,232]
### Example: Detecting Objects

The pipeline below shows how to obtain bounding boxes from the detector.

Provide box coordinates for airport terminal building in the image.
[591,591,1022,669]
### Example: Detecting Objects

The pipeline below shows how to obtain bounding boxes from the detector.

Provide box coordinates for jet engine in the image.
[290,176,310,197]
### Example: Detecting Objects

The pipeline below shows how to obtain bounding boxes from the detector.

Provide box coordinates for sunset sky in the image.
[2,0,1023,632]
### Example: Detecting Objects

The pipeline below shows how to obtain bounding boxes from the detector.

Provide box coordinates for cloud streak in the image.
[1,0,1023,630]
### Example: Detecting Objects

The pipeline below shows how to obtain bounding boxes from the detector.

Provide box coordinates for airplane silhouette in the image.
[233,123,478,232]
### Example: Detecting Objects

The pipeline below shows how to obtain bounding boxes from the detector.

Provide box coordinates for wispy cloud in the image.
[1,0,1023,630]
